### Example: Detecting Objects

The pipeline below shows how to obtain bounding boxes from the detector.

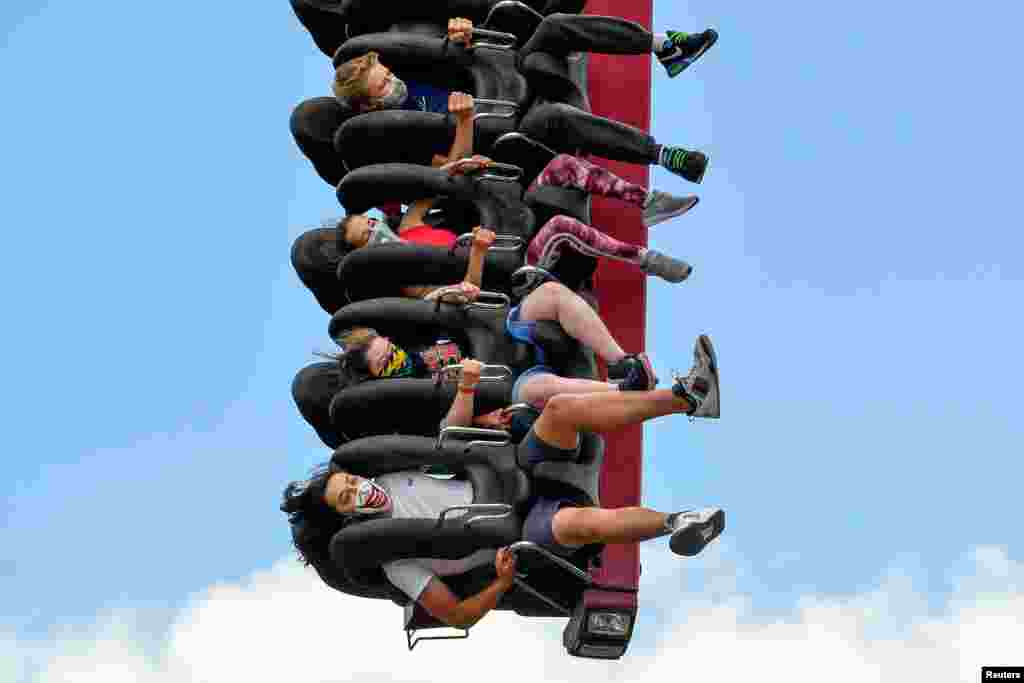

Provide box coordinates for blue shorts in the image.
[523,496,581,555]
[511,364,557,404]
[506,305,547,365]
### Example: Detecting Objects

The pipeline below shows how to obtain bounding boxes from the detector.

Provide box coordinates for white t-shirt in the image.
[377,472,497,601]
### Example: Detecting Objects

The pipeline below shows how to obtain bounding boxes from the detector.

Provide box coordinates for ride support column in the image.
[585,0,652,633]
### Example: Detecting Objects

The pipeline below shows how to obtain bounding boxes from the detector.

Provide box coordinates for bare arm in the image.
[446,91,475,165]
[399,198,438,232]
[417,548,516,628]
[463,227,494,287]
[403,280,480,302]
[440,359,482,429]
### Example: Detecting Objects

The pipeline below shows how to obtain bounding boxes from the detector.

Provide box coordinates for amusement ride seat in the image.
[325,294,596,442]
[322,426,613,652]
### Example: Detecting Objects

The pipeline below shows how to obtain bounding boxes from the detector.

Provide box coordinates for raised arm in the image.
[446,91,475,165]
[463,227,494,287]
[440,358,483,430]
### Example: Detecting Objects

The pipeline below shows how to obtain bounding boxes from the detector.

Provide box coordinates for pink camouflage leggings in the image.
[526,154,648,268]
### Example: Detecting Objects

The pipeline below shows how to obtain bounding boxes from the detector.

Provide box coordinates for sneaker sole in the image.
[690,154,711,184]
[670,508,725,556]
[697,334,720,418]
[644,196,700,228]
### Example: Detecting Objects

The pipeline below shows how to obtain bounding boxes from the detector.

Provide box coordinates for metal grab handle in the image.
[468,290,510,310]
[469,28,518,51]
[478,162,523,183]
[435,503,513,528]
[506,542,593,615]
[510,265,557,287]
[437,426,511,450]
[453,232,524,252]
[493,131,558,159]
[504,402,538,418]
[439,363,512,383]
[473,98,518,110]
[472,99,520,124]
[481,0,544,30]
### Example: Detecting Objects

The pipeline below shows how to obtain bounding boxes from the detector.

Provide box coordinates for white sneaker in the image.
[669,507,725,556]
[672,334,720,418]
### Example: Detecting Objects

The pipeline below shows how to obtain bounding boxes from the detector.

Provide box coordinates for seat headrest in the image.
[291,97,356,186]
[291,227,349,314]
[292,362,349,448]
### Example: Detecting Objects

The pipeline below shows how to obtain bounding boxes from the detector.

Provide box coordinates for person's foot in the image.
[609,353,658,390]
[643,191,699,228]
[669,507,725,556]
[672,334,720,418]
[640,249,693,283]
[657,28,719,78]
[660,146,710,184]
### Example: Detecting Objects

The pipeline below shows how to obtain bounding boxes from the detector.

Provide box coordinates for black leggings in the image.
[520,13,653,60]
[518,102,660,166]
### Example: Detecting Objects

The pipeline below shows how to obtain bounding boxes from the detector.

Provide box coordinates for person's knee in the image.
[518,375,551,408]
[542,392,578,425]
[552,506,603,546]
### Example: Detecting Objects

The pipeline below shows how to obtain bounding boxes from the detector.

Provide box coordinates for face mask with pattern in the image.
[378,345,416,378]
[352,478,392,515]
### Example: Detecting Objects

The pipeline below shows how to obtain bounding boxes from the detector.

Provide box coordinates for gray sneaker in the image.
[640,250,693,283]
[669,507,725,556]
[642,191,699,228]
[672,334,720,418]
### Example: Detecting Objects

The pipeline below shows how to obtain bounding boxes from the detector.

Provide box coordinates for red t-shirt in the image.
[399,224,458,249]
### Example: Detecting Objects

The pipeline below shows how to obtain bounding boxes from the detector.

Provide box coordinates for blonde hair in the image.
[335,326,377,351]
[332,52,380,109]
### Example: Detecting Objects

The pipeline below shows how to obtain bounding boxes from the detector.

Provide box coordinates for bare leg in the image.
[518,281,627,363]
[518,373,616,409]
[552,506,670,547]
[532,389,691,449]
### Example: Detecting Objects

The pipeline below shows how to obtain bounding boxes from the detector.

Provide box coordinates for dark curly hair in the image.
[280,463,346,568]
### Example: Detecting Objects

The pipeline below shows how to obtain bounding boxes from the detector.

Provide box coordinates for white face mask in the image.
[375,76,409,109]
[353,478,392,515]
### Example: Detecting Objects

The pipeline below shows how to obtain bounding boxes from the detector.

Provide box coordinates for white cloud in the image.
[8,546,1024,683]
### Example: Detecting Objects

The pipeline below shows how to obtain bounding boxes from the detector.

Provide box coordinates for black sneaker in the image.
[669,507,725,556]
[608,353,658,390]
[672,334,720,418]
[661,146,710,184]
[657,28,719,78]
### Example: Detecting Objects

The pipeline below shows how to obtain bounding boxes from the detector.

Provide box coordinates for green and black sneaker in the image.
[661,146,710,184]
[657,28,719,78]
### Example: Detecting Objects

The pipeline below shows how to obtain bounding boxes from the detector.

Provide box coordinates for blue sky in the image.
[2,0,1022,678]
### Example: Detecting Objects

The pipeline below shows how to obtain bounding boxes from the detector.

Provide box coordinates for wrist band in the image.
[459,385,477,394]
